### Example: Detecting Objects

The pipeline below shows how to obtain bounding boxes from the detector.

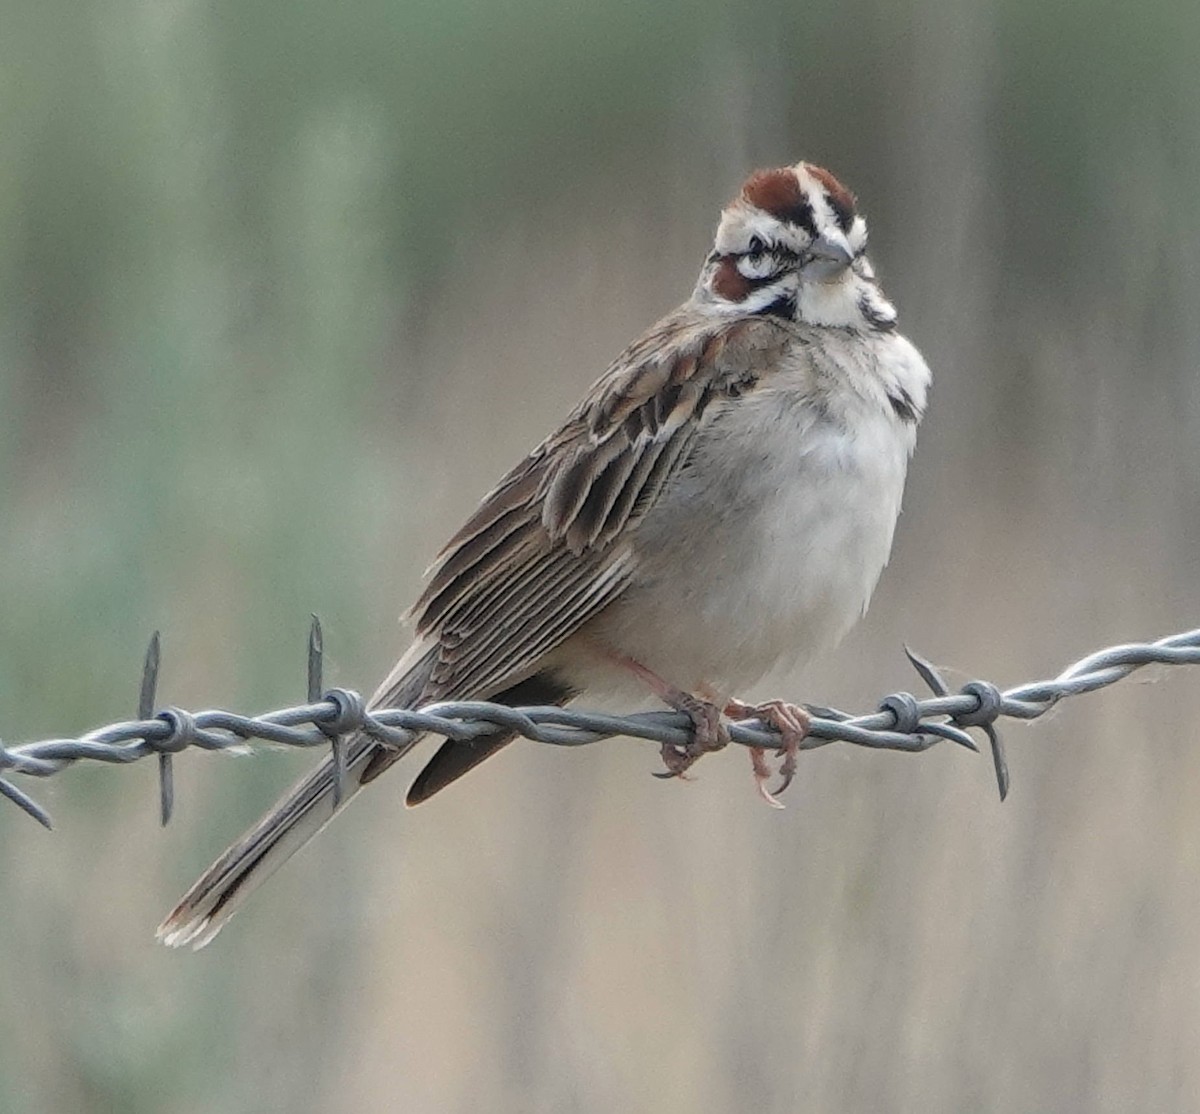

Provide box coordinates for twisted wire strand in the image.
[1,621,1197,829]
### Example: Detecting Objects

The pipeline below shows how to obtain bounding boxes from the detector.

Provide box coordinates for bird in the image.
[158,160,930,948]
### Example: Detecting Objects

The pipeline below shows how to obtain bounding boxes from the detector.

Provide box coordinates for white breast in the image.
[577,331,928,700]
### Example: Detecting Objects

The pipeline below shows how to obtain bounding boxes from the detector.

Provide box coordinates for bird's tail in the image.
[156,733,394,949]
[155,644,567,948]
[158,641,440,949]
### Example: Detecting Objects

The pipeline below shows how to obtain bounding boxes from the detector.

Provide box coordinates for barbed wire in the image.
[2,620,1198,830]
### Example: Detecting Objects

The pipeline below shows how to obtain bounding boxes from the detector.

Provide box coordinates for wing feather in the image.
[404,312,794,706]
[429,549,603,693]
[432,549,637,699]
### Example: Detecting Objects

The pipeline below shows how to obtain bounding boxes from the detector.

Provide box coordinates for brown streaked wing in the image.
[428,548,636,700]
[407,311,794,704]
[409,466,544,632]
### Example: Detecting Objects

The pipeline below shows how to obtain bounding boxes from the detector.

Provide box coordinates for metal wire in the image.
[1,620,1197,829]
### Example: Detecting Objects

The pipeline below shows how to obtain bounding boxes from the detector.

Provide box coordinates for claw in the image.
[773,742,798,796]
[727,699,810,807]
[749,745,787,808]
[607,654,730,782]
[655,693,729,780]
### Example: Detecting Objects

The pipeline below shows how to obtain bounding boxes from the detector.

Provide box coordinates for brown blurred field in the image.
[2,1,1199,1111]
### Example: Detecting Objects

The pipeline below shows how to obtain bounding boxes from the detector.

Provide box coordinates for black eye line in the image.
[740,238,801,264]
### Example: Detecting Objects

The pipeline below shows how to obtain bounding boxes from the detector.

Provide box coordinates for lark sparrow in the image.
[159,161,930,947]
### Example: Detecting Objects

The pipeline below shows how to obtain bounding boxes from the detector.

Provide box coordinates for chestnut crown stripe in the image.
[739,164,858,234]
[696,160,896,331]
[741,168,817,234]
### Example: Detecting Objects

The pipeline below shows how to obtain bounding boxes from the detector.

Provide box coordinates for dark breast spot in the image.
[887,387,919,423]
[858,292,897,332]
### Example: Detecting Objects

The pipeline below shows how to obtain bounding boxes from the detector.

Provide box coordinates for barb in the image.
[1,624,1197,828]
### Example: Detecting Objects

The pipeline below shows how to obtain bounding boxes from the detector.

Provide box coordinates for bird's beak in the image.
[801,232,854,282]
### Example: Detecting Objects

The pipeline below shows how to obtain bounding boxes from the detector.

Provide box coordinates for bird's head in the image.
[695,161,897,331]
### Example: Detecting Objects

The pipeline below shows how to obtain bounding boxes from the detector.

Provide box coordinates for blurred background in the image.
[2,0,1199,1110]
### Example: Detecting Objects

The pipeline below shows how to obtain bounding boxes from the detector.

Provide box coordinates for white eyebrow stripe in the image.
[736,253,787,280]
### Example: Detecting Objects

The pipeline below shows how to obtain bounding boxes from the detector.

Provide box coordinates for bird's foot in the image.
[608,654,730,780]
[724,698,810,808]
[653,688,730,780]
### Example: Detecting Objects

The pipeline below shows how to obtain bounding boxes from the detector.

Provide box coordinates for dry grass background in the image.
[2,1,1199,1111]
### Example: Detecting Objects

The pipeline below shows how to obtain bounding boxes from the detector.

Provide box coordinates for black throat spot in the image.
[757,293,796,320]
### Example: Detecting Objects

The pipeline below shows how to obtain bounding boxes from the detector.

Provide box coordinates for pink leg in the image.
[724,698,811,808]
[611,655,729,780]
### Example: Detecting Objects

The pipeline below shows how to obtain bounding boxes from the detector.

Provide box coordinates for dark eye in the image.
[746,235,767,256]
